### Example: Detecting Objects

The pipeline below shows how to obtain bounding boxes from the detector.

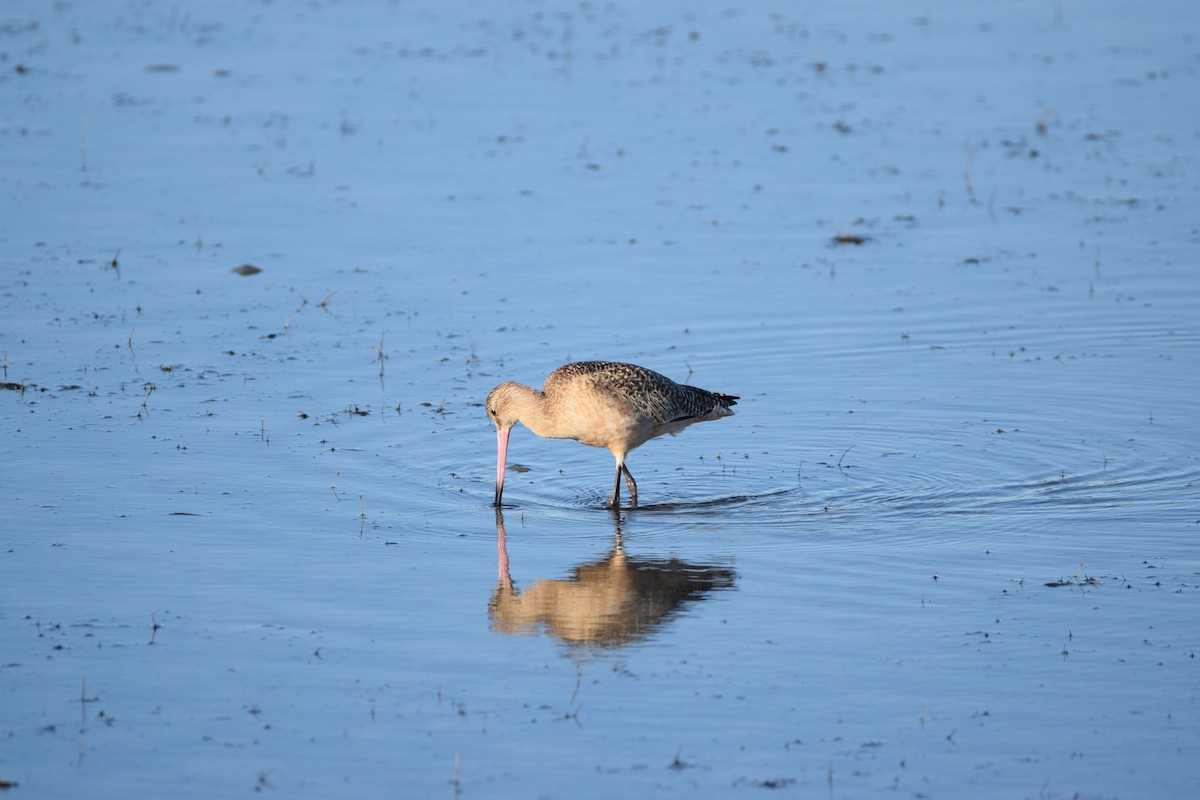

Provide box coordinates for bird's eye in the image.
[488,408,497,416]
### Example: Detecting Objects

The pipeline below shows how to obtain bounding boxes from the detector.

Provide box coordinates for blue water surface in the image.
[2,1,1198,797]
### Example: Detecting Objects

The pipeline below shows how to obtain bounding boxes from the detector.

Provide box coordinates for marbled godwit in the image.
[486,361,738,508]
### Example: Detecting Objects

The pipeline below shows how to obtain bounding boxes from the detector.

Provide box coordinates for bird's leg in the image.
[607,464,623,509]
[621,464,638,508]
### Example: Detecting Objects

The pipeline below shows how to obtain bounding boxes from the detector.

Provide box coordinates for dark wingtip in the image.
[718,393,739,408]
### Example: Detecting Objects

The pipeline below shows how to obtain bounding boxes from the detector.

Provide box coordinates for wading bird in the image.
[486,361,737,508]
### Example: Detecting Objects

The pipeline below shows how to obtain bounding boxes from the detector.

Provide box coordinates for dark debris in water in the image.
[1045,576,1099,588]
[2,382,48,395]
[232,264,263,276]
[831,233,870,246]
[733,777,796,790]
[1045,557,1097,588]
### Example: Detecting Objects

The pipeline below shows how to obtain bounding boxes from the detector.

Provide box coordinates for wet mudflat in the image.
[2,1,1198,797]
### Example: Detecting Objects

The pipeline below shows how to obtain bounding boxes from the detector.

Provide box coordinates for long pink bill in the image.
[494,427,511,506]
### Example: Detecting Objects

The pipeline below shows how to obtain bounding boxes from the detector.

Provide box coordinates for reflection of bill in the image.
[490,510,736,649]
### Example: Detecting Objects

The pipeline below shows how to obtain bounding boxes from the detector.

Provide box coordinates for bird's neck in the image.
[505,383,561,438]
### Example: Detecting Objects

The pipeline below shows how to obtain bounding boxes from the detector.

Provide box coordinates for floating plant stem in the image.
[373,330,387,379]
[136,382,156,420]
[836,444,856,472]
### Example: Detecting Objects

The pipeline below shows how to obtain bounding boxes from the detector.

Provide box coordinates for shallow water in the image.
[2,1,1199,797]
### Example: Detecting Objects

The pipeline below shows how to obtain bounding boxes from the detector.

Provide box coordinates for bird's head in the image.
[484,382,523,432]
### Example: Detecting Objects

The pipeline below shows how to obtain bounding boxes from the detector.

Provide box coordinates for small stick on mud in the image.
[148,613,160,645]
[331,472,340,500]
[260,416,268,445]
[2,351,6,382]
[110,248,120,278]
[359,495,366,536]
[451,752,461,799]
[126,324,135,353]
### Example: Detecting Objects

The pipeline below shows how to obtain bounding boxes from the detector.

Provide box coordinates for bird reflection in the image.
[490,510,736,650]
